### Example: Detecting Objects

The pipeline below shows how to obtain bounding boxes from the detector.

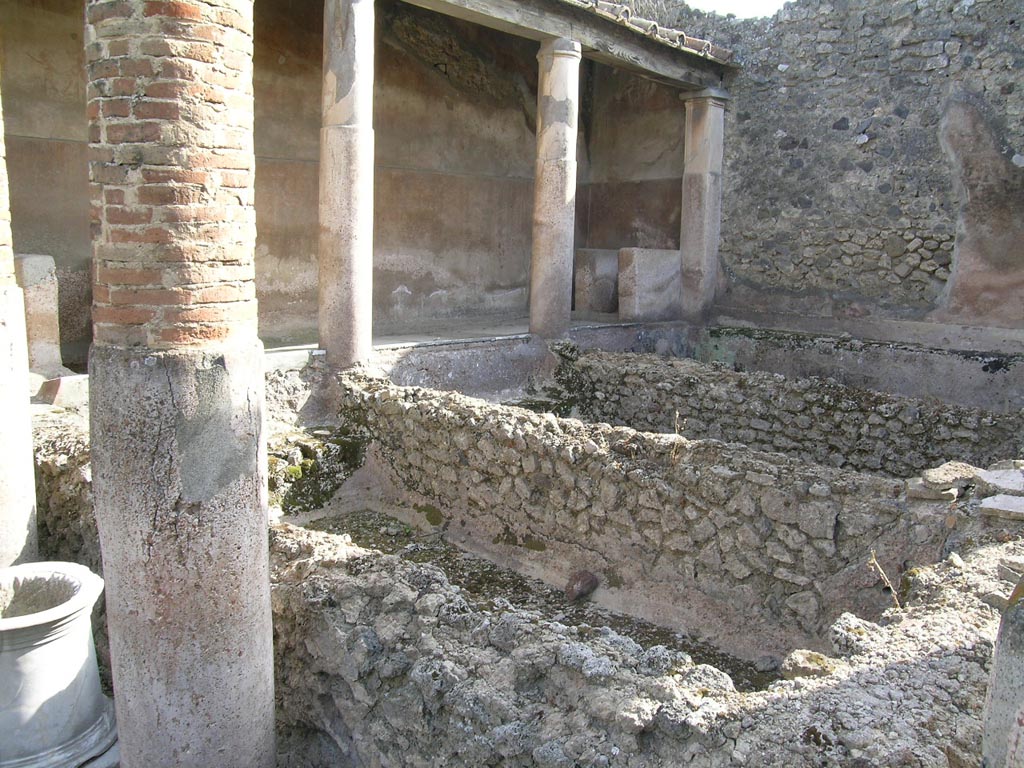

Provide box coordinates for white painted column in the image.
[0,66,38,567]
[680,88,728,321]
[530,38,581,338]
[319,0,375,368]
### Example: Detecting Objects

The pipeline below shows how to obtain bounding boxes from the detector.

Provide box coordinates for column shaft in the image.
[530,38,581,338]
[680,89,727,321]
[0,65,38,567]
[319,0,375,368]
[85,0,274,765]
[983,597,1024,768]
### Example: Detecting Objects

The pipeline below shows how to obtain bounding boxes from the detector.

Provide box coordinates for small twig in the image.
[670,410,682,464]
[868,550,902,610]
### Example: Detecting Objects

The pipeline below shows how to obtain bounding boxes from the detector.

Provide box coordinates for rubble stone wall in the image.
[562,351,1024,477]
[340,374,949,650]
[672,0,1024,325]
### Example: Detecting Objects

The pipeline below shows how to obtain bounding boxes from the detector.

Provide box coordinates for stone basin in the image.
[0,562,117,768]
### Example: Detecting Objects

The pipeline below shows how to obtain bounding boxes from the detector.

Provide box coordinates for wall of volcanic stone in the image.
[672,0,1024,328]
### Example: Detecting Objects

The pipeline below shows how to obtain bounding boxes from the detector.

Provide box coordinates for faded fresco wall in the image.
[671,0,1024,327]
[577,64,685,254]
[0,0,92,365]
[250,0,543,342]
[1,0,543,349]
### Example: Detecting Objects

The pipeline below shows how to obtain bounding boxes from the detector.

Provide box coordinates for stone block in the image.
[975,469,1024,497]
[14,254,70,378]
[906,477,958,501]
[573,249,619,313]
[617,248,681,322]
[33,374,89,408]
[980,495,1024,521]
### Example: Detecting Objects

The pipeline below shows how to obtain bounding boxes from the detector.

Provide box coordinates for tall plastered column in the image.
[530,38,581,338]
[680,88,728,321]
[0,66,38,567]
[85,1,274,766]
[319,0,374,368]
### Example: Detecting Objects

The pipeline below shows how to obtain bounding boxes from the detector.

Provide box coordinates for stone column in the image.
[0,65,38,567]
[319,0,374,368]
[680,88,728,321]
[530,38,581,338]
[983,593,1024,768]
[85,1,274,766]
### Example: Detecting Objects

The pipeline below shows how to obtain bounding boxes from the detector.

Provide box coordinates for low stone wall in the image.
[697,326,1024,414]
[557,350,1023,478]
[339,374,953,652]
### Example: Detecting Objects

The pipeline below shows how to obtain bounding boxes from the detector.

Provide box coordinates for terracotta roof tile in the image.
[560,0,735,64]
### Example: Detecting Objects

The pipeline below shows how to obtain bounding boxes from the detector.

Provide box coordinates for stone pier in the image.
[529,38,581,338]
[0,68,37,567]
[983,592,1024,768]
[680,88,727,320]
[319,0,375,368]
[85,1,275,765]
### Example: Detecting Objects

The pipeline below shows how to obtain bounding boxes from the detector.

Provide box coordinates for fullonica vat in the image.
[0,562,116,768]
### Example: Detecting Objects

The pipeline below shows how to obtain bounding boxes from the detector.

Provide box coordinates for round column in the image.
[85,0,275,765]
[529,38,581,339]
[0,61,38,567]
[984,596,1024,768]
[679,88,728,321]
[318,0,375,368]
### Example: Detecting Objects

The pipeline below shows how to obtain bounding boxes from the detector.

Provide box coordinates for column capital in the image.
[680,86,730,105]
[538,37,582,61]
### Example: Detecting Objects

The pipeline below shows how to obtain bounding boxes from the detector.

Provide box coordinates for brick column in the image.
[529,38,581,338]
[680,88,728,321]
[85,2,274,766]
[319,0,374,368]
[0,64,38,567]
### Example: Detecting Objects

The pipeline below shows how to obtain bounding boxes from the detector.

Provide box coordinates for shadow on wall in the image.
[933,95,1024,329]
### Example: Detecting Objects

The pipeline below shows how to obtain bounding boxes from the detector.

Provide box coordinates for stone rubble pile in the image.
[272,522,1018,767]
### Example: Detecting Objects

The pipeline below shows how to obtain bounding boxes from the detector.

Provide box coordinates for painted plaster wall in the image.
[0,0,92,364]
[2,0,694,351]
[0,0,542,349]
[671,0,1024,328]
[253,0,542,343]
[577,64,685,253]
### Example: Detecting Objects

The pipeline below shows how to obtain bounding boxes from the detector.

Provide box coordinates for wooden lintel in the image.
[399,0,725,89]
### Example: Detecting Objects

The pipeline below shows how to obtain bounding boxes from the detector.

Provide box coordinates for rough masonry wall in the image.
[673,0,1024,326]
[28,377,1014,767]
[340,374,951,652]
[561,350,1024,477]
